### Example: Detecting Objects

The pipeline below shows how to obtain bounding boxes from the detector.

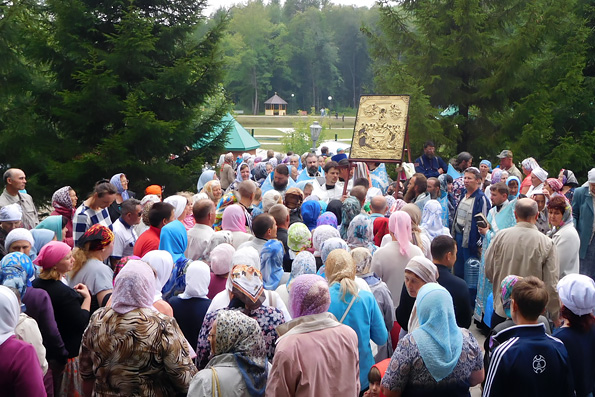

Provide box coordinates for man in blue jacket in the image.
[484,276,574,397]
[572,168,595,280]
[414,141,448,178]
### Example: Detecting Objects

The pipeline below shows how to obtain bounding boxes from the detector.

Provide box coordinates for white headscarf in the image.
[4,228,34,252]
[0,203,22,222]
[558,274,595,316]
[420,200,447,241]
[232,246,261,271]
[0,285,19,345]
[141,250,174,302]
[164,195,187,219]
[178,261,210,300]
[532,167,548,182]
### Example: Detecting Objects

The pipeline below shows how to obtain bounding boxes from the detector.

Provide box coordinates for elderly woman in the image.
[158,220,192,299]
[4,228,34,257]
[219,153,235,190]
[195,264,285,369]
[559,169,579,202]
[80,260,197,396]
[554,274,595,397]
[312,225,341,270]
[381,284,484,397]
[0,286,47,396]
[287,222,312,259]
[526,167,548,196]
[353,247,395,361]
[189,310,267,396]
[141,250,175,316]
[70,224,114,311]
[395,256,439,333]
[168,261,212,353]
[260,239,285,290]
[420,200,451,243]
[372,212,424,307]
[301,200,321,231]
[326,249,388,392]
[275,251,317,308]
[520,157,539,195]
[204,180,223,207]
[267,274,360,396]
[51,186,77,247]
[347,214,378,253]
[33,241,92,395]
[207,243,235,299]
[547,196,580,277]
[340,196,362,240]
[222,204,253,249]
[196,169,216,193]
[108,173,134,222]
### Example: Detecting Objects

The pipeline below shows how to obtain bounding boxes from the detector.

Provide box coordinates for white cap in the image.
[0,204,22,222]
[558,274,595,316]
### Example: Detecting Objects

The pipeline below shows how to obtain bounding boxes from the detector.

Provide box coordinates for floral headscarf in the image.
[289,274,330,318]
[490,169,502,185]
[340,197,362,239]
[287,222,312,253]
[320,237,349,265]
[501,275,521,318]
[202,231,233,261]
[214,310,267,396]
[316,212,338,229]
[301,201,321,231]
[546,178,563,193]
[0,252,35,299]
[77,224,114,250]
[312,225,340,255]
[52,186,74,211]
[112,260,156,314]
[351,247,373,276]
[346,214,376,252]
[260,240,284,290]
[286,251,316,289]
[229,264,265,310]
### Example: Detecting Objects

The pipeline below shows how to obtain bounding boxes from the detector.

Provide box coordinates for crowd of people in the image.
[0,142,594,396]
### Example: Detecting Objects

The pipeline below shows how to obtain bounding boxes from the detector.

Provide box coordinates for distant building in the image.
[264,93,288,116]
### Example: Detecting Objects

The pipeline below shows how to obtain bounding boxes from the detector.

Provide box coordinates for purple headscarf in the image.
[289,274,331,318]
[316,211,338,229]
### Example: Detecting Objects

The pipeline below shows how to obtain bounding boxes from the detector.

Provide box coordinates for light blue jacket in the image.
[328,283,388,390]
[571,186,594,259]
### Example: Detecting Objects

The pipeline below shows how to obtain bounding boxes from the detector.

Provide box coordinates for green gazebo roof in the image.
[193,113,260,151]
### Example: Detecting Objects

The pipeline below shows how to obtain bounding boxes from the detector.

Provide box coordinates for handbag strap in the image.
[211,367,221,397]
[339,295,357,323]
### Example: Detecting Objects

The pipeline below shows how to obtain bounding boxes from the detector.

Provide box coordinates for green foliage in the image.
[281,117,328,154]
[0,0,230,201]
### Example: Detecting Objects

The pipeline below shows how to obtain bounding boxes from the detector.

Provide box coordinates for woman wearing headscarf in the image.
[201,230,233,262]
[51,186,77,247]
[196,264,285,370]
[317,237,349,278]
[141,250,175,316]
[190,310,267,397]
[373,217,390,247]
[395,256,439,333]
[0,286,47,396]
[340,196,361,240]
[353,247,395,362]
[222,204,253,249]
[157,220,191,300]
[311,225,341,270]
[207,243,235,299]
[479,160,492,191]
[437,174,455,226]
[301,200,321,231]
[506,175,521,201]
[284,187,304,225]
[267,274,361,396]
[553,274,595,397]
[79,260,197,396]
[372,212,424,307]
[547,196,580,278]
[260,239,285,290]
[520,157,540,195]
[326,249,388,392]
[70,224,114,311]
[526,167,548,196]
[203,179,223,207]
[381,284,484,396]
[287,222,312,258]
[197,170,216,193]
[33,241,91,395]
[544,177,565,199]
[36,215,67,244]
[262,190,283,213]
[400,203,432,259]
[559,168,579,202]
[30,228,56,259]
[107,173,134,222]
[168,261,212,347]
[420,200,451,241]
[316,211,338,229]
[275,251,316,308]
[219,153,235,191]
[253,162,268,186]
[347,214,377,253]
[4,228,34,257]
[227,163,253,193]
[326,199,343,226]
[164,194,192,225]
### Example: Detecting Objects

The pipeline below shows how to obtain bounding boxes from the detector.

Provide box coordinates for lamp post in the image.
[309,121,322,153]
[328,95,332,113]
[291,93,295,115]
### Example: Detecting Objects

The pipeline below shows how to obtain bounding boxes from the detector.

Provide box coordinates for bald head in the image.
[370,196,387,214]
[350,185,367,207]
[514,198,538,222]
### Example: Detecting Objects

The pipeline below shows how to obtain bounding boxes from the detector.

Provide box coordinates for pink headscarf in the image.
[388,211,412,256]
[112,260,156,314]
[221,204,247,232]
[289,274,330,318]
[210,243,236,275]
[33,241,71,270]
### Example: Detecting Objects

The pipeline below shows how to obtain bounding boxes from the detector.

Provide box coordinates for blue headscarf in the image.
[316,212,338,229]
[301,201,321,231]
[30,229,55,260]
[412,283,463,382]
[36,215,64,242]
[480,159,492,172]
[506,176,521,200]
[0,252,36,299]
[197,170,216,192]
[110,173,130,201]
[287,251,316,289]
[260,240,284,290]
[158,220,188,263]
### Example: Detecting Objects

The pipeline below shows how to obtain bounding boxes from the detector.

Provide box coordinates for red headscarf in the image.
[373,217,390,247]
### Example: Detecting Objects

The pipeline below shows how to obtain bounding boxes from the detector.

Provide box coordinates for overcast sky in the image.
[204,0,379,15]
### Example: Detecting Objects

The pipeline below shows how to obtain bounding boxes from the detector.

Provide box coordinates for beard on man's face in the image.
[404,186,417,203]
[273,179,288,191]
[307,166,318,175]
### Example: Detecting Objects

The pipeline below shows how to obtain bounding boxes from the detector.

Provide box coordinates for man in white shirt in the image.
[317,161,345,202]
[111,198,141,266]
[186,199,215,260]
